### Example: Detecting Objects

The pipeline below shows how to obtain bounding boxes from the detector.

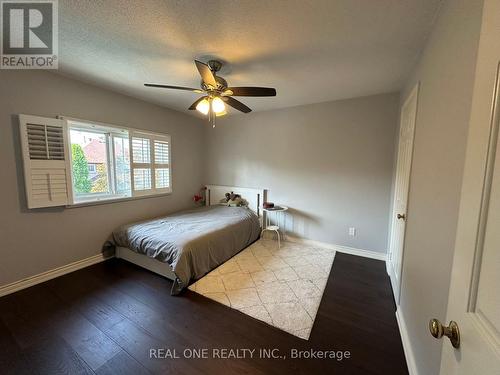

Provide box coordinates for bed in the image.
[112,185,267,294]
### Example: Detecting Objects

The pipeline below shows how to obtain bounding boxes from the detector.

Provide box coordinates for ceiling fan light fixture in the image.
[196,98,210,115]
[212,97,226,114]
[145,59,277,121]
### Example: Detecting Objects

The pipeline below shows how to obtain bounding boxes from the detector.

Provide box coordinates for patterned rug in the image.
[188,239,336,339]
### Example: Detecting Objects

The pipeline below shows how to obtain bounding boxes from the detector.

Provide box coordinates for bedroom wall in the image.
[204,93,399,253]
[0,70,205,287]
[396,0,484,374]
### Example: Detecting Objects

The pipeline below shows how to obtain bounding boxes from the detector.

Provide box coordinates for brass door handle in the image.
[429,319,460,348]
[397,213,406,220]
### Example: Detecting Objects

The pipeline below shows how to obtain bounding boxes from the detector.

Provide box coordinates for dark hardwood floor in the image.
[0,253,408,375]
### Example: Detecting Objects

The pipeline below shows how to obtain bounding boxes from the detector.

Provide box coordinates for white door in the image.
[437,66,500,374]
[388,83,419,304]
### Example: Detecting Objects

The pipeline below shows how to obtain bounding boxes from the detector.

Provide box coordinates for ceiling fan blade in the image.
[195,60,217,88]
[144,84,203,93]
[188,96,207,110]
[224,96,252,113]
[225,87,276,97]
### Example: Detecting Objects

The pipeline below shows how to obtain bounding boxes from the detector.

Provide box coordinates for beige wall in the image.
[397,0,484,374]
[0,70,205,286]
[205,93,399,253]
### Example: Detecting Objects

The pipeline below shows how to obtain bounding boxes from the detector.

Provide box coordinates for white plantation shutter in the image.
[131,136,152,192]
[19,115,72,208]
[130,131,171,196]
[153,139,170,189]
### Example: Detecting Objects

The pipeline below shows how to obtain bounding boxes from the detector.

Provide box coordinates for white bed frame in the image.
[116,245,177,280]
[116,185,267,281]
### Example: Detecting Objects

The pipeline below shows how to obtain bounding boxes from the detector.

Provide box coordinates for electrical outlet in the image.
[349,227,356,236]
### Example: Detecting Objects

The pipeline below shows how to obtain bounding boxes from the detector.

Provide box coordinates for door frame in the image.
[387,82,419,305]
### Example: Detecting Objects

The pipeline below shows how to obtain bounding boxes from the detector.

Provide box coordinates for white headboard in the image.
[205,185,267,218]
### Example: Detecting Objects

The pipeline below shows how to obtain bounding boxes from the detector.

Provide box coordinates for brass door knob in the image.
[397,213,406,220]
[429,319,460,348]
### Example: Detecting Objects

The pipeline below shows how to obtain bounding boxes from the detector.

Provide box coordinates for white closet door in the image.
[388,83,418,304]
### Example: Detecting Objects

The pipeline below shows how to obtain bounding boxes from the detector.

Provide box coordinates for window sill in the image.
[66,191,173,208]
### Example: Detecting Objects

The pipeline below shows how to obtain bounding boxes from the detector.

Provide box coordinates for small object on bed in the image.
[219,191,248,207]
[263,201,274,209]
[225,191,241,201]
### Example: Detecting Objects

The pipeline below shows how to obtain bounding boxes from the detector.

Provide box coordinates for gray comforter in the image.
[111,205,261,294]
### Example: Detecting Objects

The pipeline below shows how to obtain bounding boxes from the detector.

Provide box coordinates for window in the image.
[130,132,171,196]
[18,115,172,209]
[69,126,126,202]
[68,120,171,204]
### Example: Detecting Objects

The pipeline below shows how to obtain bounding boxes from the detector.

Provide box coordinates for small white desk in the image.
[261,206,288,248]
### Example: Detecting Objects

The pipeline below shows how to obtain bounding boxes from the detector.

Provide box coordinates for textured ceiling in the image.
[58,0,442,116]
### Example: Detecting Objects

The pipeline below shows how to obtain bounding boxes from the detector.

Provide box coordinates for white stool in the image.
[261,206,288,248]
[261,225,281,248]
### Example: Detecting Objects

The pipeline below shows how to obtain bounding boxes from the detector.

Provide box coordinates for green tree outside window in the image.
[71,144,92,193]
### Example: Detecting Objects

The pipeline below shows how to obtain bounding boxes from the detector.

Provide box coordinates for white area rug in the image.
[188,239,336,339]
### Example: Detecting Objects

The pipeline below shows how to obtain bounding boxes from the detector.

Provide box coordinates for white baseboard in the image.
[285,235,387,261]
[386,258,396,292]
[0,237,385,298]
[387,260,402,306]
[386,257,392,276]
[0,252,113,297]
[396,308,419,375]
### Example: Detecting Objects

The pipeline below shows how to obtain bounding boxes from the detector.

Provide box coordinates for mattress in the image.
[111,205,261,294]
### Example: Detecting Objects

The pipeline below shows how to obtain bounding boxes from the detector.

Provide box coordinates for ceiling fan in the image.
[144,60,277,127]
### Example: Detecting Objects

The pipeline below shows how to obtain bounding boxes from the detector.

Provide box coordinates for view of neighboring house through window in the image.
[69,122,131,202]
[67,119,170,204]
